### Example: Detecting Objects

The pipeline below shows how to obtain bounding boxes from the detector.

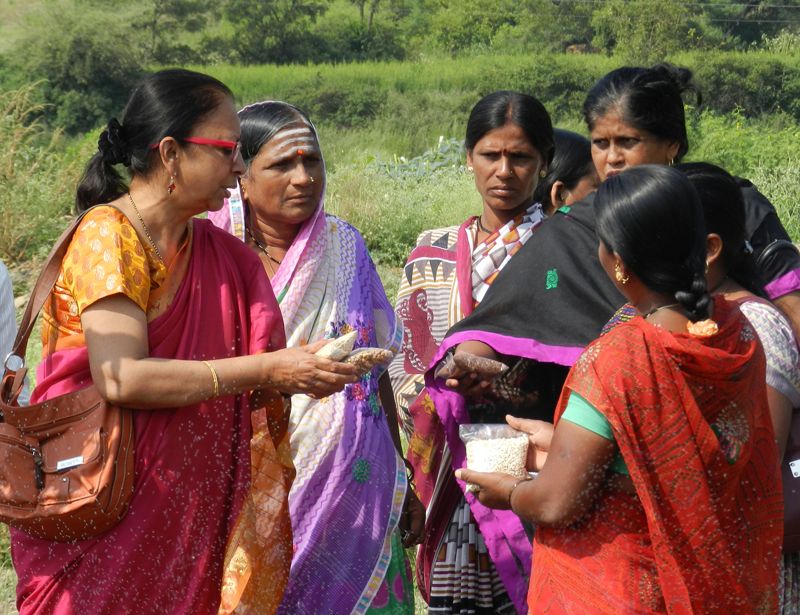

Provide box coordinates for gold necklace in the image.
[127,193,164,263]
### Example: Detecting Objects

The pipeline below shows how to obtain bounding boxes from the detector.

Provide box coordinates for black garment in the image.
[738,178,800,290]
[448,196,625,351]
[444,179,799,424]
[447,198,623,424]
[449,179,799,353]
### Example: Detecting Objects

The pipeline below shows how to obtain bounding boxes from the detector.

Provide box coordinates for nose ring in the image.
[310,176,315,183]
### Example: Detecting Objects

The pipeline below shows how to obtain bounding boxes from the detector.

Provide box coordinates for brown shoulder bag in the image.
[0,213,135,542]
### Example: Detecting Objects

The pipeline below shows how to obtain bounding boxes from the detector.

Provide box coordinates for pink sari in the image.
[11,220,286,615]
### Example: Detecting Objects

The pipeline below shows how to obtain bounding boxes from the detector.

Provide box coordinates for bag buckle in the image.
[2,353,27,407]
[3,353,25,373]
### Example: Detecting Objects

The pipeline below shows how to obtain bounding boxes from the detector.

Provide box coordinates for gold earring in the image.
[167,175,176,195]
[669,158,675,167]
[467,166,474,172]
[539,169,547,178]
[614,262,629,284]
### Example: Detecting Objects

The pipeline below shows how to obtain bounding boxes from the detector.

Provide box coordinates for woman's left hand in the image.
[399,489,426,548]
[455,468,521,510]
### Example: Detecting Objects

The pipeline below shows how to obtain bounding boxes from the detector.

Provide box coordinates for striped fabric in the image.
[428,499,515,615]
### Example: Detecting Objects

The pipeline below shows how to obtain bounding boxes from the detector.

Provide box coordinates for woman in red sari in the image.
[458,165,783,613]
[11,69,357,615]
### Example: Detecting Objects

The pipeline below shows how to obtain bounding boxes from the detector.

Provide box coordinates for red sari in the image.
[11,218,290,614]
[530,297,782,614]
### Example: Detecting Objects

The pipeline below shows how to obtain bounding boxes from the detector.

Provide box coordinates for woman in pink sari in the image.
[11,69,357,615]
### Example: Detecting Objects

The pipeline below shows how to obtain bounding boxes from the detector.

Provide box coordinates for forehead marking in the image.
[271,137,318,158]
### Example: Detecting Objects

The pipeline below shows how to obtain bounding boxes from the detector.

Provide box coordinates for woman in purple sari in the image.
[11,70,357,615]
[210,101,425,614]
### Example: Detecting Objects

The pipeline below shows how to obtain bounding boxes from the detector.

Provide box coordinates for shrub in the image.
[0,85,78,263]
[286,75,387,127]
[326,163,479,266]
[12,2,145,134]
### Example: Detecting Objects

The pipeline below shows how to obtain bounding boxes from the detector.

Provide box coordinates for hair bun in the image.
[649,63,701,106]
[98,118,131,166]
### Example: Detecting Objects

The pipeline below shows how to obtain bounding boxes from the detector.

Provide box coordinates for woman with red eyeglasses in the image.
[10,69,358,615]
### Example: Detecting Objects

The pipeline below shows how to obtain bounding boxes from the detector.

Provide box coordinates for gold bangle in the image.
[203,360,220,398]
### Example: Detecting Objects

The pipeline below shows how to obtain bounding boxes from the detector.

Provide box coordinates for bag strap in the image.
[7,211,89,365]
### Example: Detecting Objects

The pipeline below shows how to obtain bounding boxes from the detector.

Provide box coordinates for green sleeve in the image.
[561,391,614,440]
[561,391,629,476]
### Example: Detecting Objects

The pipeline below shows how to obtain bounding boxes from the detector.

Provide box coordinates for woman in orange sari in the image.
[458,165,783,613]
[11,69,357,615]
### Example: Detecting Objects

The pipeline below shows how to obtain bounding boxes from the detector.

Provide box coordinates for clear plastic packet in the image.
[459,424,529,493]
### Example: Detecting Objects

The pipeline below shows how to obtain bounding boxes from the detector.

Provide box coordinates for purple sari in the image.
[211,190,405,614]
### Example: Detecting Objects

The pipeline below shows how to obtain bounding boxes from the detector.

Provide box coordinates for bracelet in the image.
[507,476,532,511]
[203,360,220,398]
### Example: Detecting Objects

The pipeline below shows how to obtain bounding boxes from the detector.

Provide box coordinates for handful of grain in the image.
[434,351,508,380]
[344,348,394,376]
[459,424,529,493]
[315,331,357,360]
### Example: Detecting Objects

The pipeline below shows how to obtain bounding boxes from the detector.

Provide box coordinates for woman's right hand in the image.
[506,415,553,472]
[437,343,508,399]
[264,341,359,398]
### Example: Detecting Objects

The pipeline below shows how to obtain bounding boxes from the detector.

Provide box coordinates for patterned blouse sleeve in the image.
[62,207,152,315]
[740,300,800,408]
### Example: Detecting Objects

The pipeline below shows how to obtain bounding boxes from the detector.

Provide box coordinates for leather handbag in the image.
[783,412,800,553]
[0,212,135,542]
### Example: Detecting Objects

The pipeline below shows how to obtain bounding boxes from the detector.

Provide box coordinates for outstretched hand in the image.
[436,351,508,399]
[266,341,359,398]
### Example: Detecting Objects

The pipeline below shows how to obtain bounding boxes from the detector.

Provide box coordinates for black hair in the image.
[676,162,766,297]
[595,165,711,321]
[583,63,699,163]
[533,129,594,207]
[465,91,554,167]
[75,69,234,212]
[237,101,317,168]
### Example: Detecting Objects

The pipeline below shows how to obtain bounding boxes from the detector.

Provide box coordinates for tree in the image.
[224,0,329,64]
[138,0,219,63]
[429,0,519,54]
[14,2,145,134]
[351,0,380,35]
[591,0,693,64]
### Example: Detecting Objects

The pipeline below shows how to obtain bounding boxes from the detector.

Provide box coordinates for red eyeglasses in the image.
[150,137,242,163]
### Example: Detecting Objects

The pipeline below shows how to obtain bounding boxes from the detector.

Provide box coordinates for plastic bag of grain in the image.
[459,424,529,493]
